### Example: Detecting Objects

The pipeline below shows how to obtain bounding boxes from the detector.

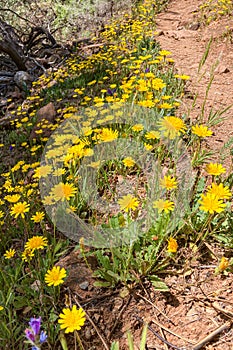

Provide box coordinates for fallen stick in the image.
[74,296,110,350]
[192,321,232,350]
[151,318,196,345]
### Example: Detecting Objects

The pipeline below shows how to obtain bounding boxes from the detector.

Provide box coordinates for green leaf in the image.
[54,240,65,255]
[110,341,119,350]
[127,330,134,350]
[93,281,111,288]
[59,331,68,350]
[107,270,121,281]
[13,296,29,310]
[150,276,169,291]
[49,309,58,322]
[140,324,148,350]
[196,176,206,193]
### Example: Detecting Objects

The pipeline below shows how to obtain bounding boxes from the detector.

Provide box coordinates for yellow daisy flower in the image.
[199,193,226,214]
[207,183,231,199]
[159,116,187,139]
[153,199,174,213]
[159,50,172,56]
[205,163,226,176]
[192,124,213,137]
[145,130,160,140]
[31,212,45,223]
[132,124,144,132]
[58,305,86,333]
[4,194,21,203]
[118,194,139,212]
[33,165,53,178]
[122,157,135,167]
[98,128,118,142]
[160,175,177,190]
[50,183,77,202]
[167,237,178,253]
[144,143,153,151]
[10,202,30,219]
[4,248,16,259]
[42,195,55,205]
[218,257,229,272]
[22,249,35,262]
[45,266,67,286]
[25,236,48,251]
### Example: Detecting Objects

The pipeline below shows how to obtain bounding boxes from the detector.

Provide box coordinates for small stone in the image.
[93,313,100,322]
[14,71,34,90]
[219,66,230,74]
[0,98,8,107]
[186,307,199,321]
[188,22,200,31]
[37,102,56,123]
[30,102,56,139]
[85,329,92,340]
[79,281,89,290]
[157,30,164,36]
[30,280,41,291]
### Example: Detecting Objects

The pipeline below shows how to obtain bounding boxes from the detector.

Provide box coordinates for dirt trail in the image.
[156,0,233,154]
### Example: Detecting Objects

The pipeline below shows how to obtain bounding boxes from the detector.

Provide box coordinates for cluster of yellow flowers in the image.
[0,0,232,340]
[199,0,233,24]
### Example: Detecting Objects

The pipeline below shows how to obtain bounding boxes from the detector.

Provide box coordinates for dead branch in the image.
[24,26,57,53]
[0,39,26,70]
[192,321,232,350]
[0,7,35,25]
[0,18,26,70]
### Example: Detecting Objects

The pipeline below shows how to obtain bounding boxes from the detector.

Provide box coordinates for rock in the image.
[156,30,164,36]
[218,65,230,74]
[0,98,8,107]
[79,281,89,290]
[37,102,56,123]
[85,329,92,340]
[30,279,41,291]
[30,102,56,139]
[188,22,200,31]
[14,71,34,91]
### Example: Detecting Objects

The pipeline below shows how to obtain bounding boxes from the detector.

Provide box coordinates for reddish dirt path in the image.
[156,0,233,156]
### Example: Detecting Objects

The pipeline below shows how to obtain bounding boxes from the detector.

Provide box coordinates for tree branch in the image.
[0,40,26,70]
[0,7,35,26]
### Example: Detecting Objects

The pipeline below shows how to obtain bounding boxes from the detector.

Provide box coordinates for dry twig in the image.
[151,318,196,345]
[74,296,110,350]
[192,321,232,350]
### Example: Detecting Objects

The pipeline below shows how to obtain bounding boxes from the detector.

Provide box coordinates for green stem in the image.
[75,330,85,350]
[79,238,93,274]
[195,213,213,244]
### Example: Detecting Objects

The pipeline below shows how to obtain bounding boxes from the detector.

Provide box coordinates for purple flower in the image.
[107,88,116,96]
[25,317,47,350]
[145,68,150,73]
[29,317,41,335]
[25,328,35,342]
[39,331,47,343]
